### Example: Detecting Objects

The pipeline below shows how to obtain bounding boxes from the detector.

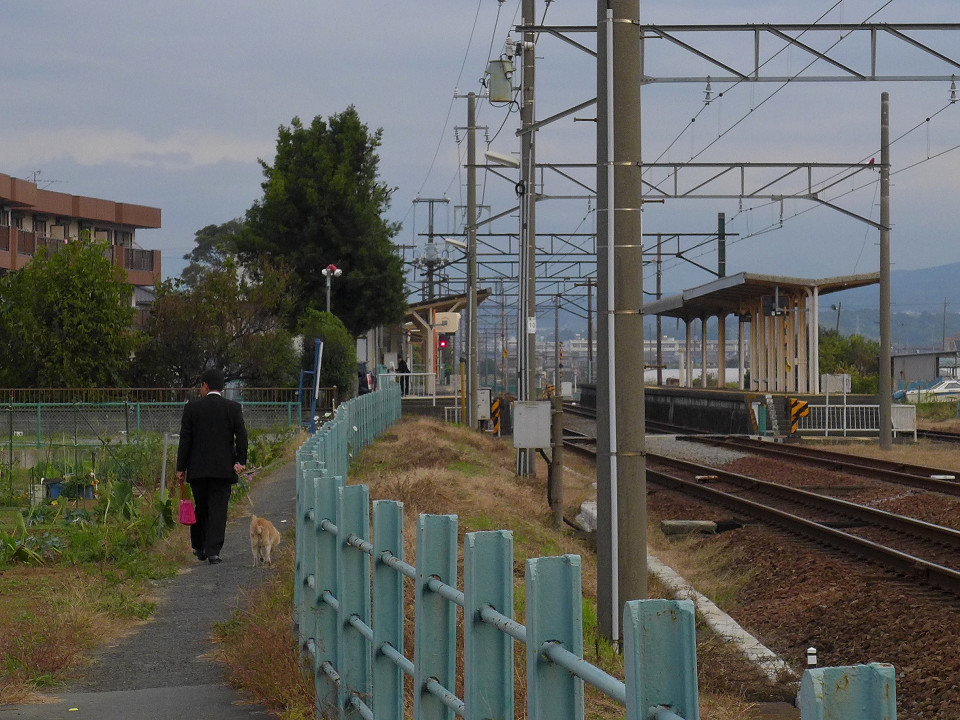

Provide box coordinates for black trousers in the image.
[189,478,233,558]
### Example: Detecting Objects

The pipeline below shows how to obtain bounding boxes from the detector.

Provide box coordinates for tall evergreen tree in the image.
[239,107,407,336]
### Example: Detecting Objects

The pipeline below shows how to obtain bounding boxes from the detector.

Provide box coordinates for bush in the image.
[297,309,357,398]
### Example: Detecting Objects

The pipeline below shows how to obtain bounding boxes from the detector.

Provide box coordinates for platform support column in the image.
[798,292,810,393]
[700,314,708,388]
[717,312,727,389]
[738,316,746,390]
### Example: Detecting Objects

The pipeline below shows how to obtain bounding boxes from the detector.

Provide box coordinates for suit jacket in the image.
[176,392,248,483]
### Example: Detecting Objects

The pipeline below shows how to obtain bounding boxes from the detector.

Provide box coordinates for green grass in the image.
[915,401,959,422]
[449,460,485,476]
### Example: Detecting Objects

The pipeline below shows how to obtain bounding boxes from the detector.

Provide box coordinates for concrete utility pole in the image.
[575,278,596,383]
[517,0,537,476]
[467,92,479,429]
[596,0,647,643]
[879,92,892,450]
[549,292,564,528]
[656,235,663,386]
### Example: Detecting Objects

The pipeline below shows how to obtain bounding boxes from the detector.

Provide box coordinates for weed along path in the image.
[2,461,297,720]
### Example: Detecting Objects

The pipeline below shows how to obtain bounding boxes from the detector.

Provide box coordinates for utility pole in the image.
[549,292,564,528]
[517,0,537,476]
[717,212,726,278]
[596,0,647,643]
[500,278,508,395]
[575,278,596,383]
[413,197,451,300]
[467,92,479,429]
[656,235,663,386]
[879,92,892,450]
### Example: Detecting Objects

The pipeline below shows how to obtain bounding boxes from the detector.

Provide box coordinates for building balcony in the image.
[0,226,161,286]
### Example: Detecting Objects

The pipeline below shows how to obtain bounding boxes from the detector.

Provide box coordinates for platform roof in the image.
[403,288,493,336]
[641,271,879,321]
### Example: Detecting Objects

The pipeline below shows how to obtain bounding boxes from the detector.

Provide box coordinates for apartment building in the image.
[0,172,162,289]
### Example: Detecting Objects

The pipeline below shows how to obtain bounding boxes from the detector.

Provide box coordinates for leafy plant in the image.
[248,425,301,468]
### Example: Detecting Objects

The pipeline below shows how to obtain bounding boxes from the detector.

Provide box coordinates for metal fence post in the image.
[464,530,515,720]
[373,500,404,720]
[799,663,896,720]
[414,514,458,720]
[295,458,322,646]
[623,599,699,720]
[337,484,372,719]
[525,555,585,720]
[314,470,343,718]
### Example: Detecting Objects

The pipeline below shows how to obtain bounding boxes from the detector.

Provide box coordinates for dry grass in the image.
[213,416,782,720]
[211,541,314,720]
[804,435,960,468]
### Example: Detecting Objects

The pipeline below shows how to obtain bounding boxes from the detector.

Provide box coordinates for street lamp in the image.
[321,264,342,314]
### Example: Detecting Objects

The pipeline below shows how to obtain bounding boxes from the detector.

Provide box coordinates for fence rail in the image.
[377,372,437,404]
[796,403,916,439]
[0,401,300,455]
[0,386,335,404]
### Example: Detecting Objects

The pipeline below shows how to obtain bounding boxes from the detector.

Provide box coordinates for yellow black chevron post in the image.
[789,397,810,434]
[491,397,501,436]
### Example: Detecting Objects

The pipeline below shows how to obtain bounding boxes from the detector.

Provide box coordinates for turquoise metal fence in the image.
[293,382,897,720]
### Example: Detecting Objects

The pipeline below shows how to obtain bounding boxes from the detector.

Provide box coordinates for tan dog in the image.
[249,514,281,567]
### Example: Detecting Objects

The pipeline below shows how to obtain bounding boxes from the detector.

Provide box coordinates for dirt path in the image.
[2,460,297,720]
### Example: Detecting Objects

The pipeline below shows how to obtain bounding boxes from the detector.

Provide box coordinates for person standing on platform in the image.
[397,356,410,395]
[176,368,247,565]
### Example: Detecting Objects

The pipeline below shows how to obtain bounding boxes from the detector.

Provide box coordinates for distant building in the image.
[0,172,162,294]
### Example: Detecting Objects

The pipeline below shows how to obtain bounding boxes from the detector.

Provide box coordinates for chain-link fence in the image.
[0,401,300,472]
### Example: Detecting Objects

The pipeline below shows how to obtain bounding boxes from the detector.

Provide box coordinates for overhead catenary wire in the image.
[647,0,848,169]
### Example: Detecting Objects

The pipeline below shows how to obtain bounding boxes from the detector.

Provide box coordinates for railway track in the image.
[561,416,960,596]
[688,435,960,497]
[918,427,960,444]
[645,452,960,595]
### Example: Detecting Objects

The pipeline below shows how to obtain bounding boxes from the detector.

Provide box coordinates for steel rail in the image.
[647,453,960,550]
[690,436,960,496]
[646,467,960,596]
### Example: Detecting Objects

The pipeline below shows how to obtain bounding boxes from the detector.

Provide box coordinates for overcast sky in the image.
[2,1,958,314]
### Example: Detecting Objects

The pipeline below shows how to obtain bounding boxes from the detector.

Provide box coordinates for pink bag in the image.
[179,499,196,525]
[178,483,196,525]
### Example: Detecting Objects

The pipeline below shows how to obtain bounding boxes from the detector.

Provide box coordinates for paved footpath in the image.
[0,459,297,720]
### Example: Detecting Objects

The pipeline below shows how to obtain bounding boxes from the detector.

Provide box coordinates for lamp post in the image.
[321,263,342,313]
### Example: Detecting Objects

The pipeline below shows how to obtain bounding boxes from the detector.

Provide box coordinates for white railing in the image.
[797,403,916,440]
[378,372,438,406]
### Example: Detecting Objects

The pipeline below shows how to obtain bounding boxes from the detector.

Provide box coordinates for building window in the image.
[12,215,22,230]
[117,230,133,247]
[35,218,47,236]
[0,209,8,227]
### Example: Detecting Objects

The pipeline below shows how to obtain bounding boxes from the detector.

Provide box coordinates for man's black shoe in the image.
[193,550,207,561]
[208,556,223,565]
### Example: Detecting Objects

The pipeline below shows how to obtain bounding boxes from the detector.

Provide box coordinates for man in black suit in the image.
[176,368,247,564]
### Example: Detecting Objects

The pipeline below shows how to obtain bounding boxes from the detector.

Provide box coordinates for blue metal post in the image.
[799,663,897,720]
[337,485,372,719]
[464,530,515,720]
[525,555,585,720]
[373,500,405,720]
[414,514,459,720]
[623,599,699,720]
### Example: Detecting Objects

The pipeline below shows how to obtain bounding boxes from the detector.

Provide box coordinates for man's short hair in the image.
[201,368,225,391]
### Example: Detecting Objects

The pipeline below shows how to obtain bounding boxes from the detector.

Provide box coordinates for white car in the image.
[902,379,960,403]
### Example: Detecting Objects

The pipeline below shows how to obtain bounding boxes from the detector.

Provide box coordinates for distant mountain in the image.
[829,262,960,312]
